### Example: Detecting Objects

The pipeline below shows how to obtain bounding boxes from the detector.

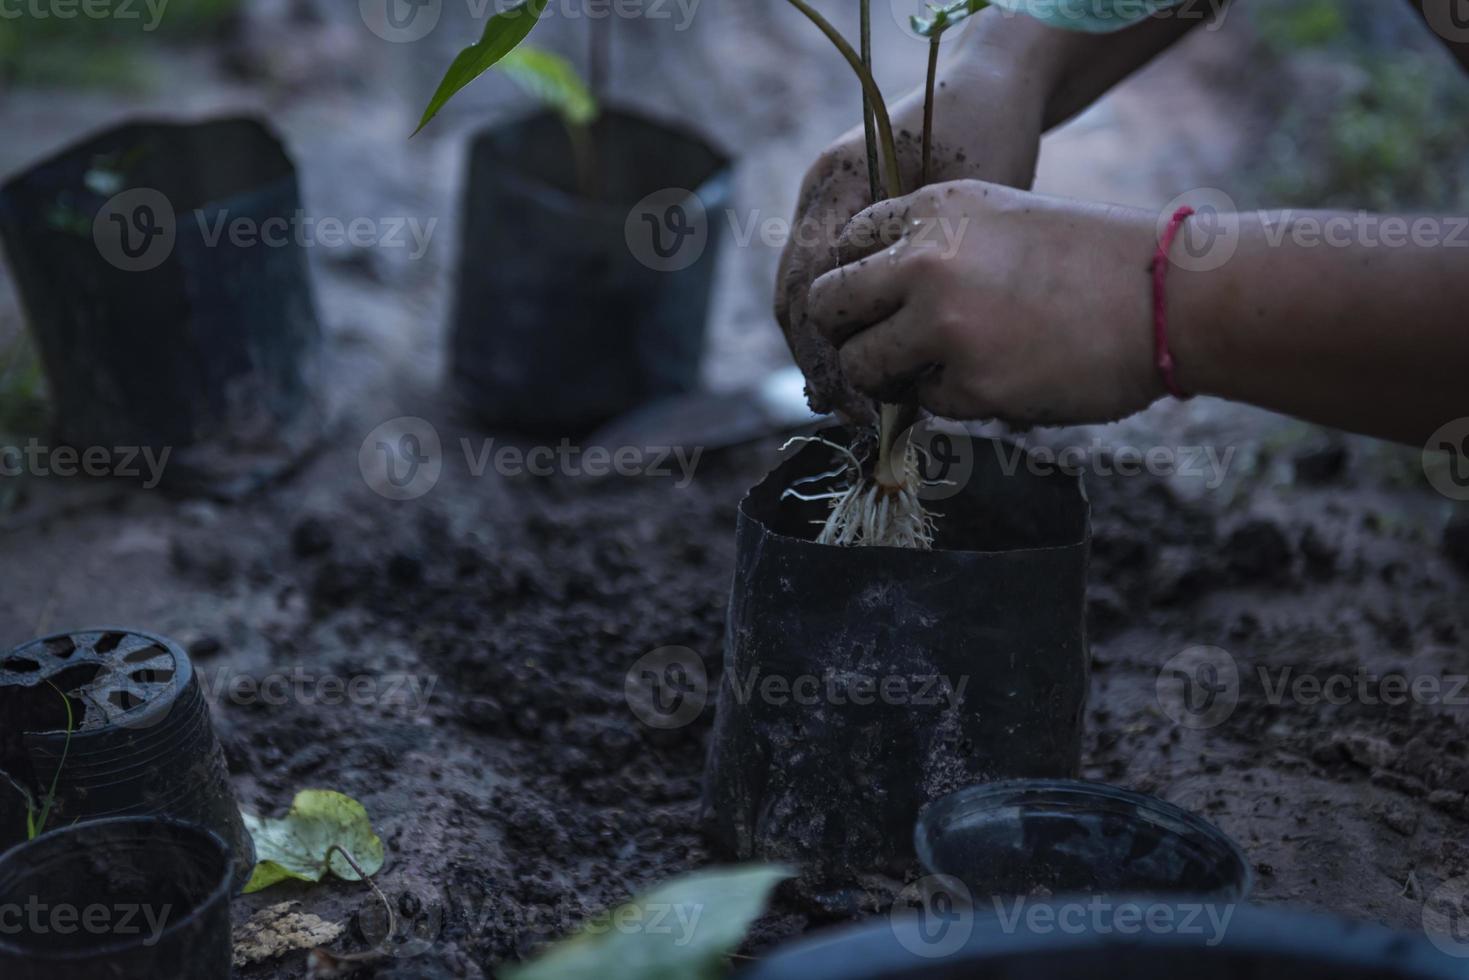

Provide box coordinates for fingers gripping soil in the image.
[776,151,882,423]
[775,128,1021,424]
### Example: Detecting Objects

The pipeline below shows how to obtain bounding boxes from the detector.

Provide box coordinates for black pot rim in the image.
[737,901,1463,979]
[467,106,732,223]
[0,815,234,962]
[915,778,1255,902]
[744,429,1092,558]
[0,114,285,201]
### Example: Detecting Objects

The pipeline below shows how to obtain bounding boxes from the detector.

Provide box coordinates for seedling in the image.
[773,0,958,550]
[496,46,600,197]
[414,0,1187,548]
[0,336,46,436]
[24,680,73,841]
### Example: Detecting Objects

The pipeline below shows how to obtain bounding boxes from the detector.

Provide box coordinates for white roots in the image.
[781,435,937,550]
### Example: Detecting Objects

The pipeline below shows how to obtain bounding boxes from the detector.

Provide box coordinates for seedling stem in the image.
[26,680,73,840]
[782,0,903,201]
[860,0,882,205]
[923,36,940,186]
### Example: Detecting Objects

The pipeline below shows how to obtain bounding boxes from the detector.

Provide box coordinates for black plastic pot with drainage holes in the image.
[0,816,233,980]
[450,109,732,435]
[0,629,254,891]
[0,116,324,499]
[703,429,1091,897]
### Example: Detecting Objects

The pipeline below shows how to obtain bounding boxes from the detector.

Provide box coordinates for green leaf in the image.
[241,789,385,894]
[987,0,1188,33]
[503,865,792,980]
[497,46,599,127]
[0,337,49,441]
[2,772,35,842]
[413,0,551,135]
[912,0,988,38]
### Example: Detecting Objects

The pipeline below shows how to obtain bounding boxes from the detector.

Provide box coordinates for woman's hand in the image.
[774,20,1059,423]
[772,7,1227,423]
[806,180,1165,427]
[808,180,1469,445]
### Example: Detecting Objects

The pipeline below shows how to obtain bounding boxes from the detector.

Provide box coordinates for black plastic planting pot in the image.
[451,109,732,435]
[704,430,1091,886]
[737,903,1466,980]
[0,629,254,892]
[916,780,1254,902]
[0,116,324,498]
[0,816,233,980]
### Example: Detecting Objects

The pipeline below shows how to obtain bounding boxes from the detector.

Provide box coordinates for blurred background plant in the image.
[1248,0,1469,211]
[0,335,45,514]
[0,336,45,435]
[0,0,241,89]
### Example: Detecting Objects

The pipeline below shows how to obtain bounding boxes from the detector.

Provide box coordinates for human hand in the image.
[805,180,1165,427]
[774,32,1054,424]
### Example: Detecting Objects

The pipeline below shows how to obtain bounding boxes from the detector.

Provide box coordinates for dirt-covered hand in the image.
[774,44,1049,424]
[805,180,1166,428]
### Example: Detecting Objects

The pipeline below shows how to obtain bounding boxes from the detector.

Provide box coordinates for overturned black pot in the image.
[737,902,1465,980]
[0,629,254,891]
[451,109,731,435]
[0,816,233,979]
[703,430,1091,889]
[0,116,324,499]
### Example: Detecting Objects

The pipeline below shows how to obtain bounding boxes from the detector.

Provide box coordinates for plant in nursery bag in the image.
[416,0,1187,537]
[417,0,1183,893]
[0,117,325,499]
[419,2,730,435]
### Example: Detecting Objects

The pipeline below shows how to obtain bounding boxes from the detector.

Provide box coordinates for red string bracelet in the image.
[1153,206,1195,400]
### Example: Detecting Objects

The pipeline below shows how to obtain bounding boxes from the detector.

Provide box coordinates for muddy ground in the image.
[4,397,1467,978]
[2,1,1469,977]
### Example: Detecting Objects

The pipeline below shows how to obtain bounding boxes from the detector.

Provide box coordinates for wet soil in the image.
[1,2,1467,977]
[8,406,1466,979]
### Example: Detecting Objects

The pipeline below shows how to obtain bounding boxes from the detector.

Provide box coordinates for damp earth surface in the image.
[1,2,1467,977]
